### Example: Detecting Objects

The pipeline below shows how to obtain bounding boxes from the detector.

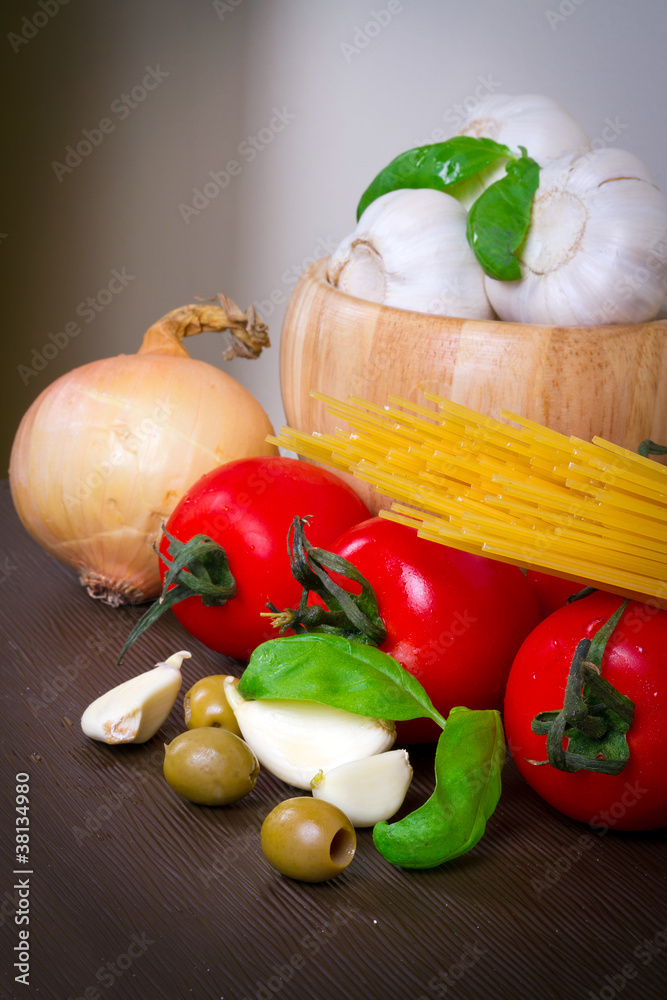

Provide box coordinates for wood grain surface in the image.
[0,481,665,1000]
[280,259,667,513]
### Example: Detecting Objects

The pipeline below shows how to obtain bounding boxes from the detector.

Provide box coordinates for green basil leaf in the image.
[373,707,505,868]
[466,151,540,281]
[357,137,515,220]
[238,634,447,727]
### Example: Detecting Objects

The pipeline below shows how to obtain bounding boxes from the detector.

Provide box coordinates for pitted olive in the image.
[261,797,356,882]
[183,674,241,736]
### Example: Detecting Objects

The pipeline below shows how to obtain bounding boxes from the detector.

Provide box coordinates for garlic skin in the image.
[454,93,590,207]
[224,678,396,789]
[484,147,667,326]
[327,189,494,319]
[311,749,413,827]
[81,650,191,744]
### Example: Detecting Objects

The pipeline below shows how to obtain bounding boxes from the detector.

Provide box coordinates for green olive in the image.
[183,675,242,737]
[261,797,356,882]
[163,729,259,806]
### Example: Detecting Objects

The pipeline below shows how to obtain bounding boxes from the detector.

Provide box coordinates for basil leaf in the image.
[466,150,540,281]
[357,137,515,220]
[238,634,446,727]
[373,707,505,868]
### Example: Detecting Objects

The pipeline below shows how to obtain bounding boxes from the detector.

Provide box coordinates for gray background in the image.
[3,0,666,471]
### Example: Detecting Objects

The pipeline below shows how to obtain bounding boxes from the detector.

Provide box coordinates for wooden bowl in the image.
[280,258,667,513]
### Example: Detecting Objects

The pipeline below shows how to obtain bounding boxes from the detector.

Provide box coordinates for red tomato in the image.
[316,517,541,743]
[504,591,667,831]
[526,570,587,618]
[160,457,369,660]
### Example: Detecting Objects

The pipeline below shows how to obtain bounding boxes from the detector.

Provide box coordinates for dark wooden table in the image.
[1,481,665,1000]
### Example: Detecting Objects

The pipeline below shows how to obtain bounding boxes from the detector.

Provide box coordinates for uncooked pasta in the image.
[270,391,667,609]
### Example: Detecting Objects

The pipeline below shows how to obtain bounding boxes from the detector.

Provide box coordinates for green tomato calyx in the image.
[529,599,635,775]
[264,516,387,646]
[117,527,236,664]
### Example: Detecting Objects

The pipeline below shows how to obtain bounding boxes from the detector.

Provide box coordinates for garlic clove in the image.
[310,749,413,827]
[224,677,396,789]
[328,188,494,320]
[81,650,191,744]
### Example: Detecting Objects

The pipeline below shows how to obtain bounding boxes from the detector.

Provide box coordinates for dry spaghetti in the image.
[269,391,667,609]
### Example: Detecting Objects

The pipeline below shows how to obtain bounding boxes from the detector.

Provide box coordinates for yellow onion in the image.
[9,297,277,605]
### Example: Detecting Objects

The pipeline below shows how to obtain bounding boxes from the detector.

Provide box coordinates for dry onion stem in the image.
[10,296,276,605]
[140,295,270,360]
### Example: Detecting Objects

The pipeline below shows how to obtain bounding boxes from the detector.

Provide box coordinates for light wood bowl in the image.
[280,258,667,513]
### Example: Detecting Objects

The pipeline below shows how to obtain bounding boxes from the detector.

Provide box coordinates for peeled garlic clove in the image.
[327,188,494,320]
[310,749,413,827]
[81,650,191,744]
[224,678,396,789]
[484,147,667,326]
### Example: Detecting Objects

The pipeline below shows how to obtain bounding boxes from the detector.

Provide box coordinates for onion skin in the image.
[9,299,277,605]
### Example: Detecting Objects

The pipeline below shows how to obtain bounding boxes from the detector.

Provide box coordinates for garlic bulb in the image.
[460,93,589,163]
[454,93,590,207]
[224,678,396,789]
[81,650,190,744]
[484,147,667,326]
[311,749,413,827]
[9,299,277,605]
[327,189,494,319]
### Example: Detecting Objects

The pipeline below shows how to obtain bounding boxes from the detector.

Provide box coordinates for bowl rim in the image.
[305,256,667,334]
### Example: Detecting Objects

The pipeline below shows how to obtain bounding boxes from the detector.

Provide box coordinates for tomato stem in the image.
[566,585,597,604]
[267,517,387,646]
[638,439,667,458]
[529,599,635,775]
[117,527,237,663]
